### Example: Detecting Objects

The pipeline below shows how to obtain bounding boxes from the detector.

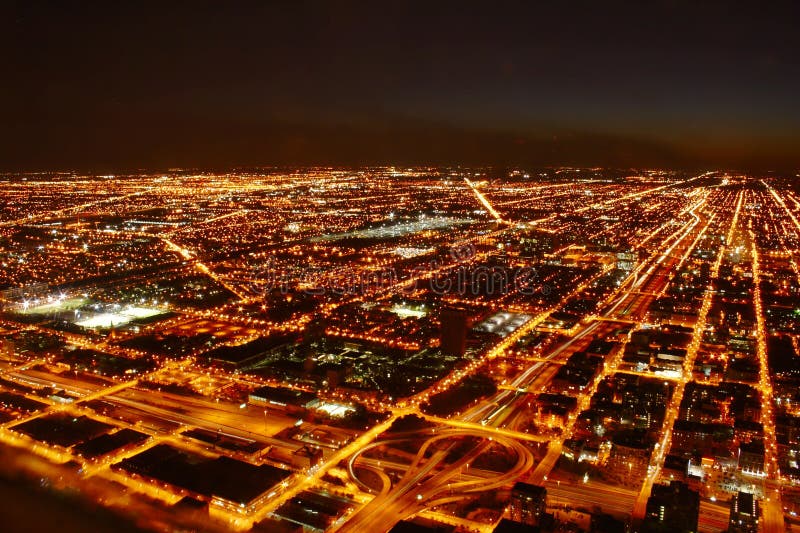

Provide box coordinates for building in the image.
[651,347,687,374]
[439,308,468,357]
[728,491,759,533]
[507,482,547,526]
[737,440,766,477]
[642,481,700,533]
[519,229,560,258]
[733,420,763,443]
[776,414,800,447]
[606,431,651,486]
[661,454,688,482]
[204,334,295,369]
[112,444,290,515]
[671,420,733,453]
[590,513,627,533]
[248,385,317,415]
[616,250,638,271]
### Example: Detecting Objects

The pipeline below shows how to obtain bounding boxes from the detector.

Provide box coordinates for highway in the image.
[631,192,733,525]
[333,185,719,533]
[3,176,793,533]
[338,428,534,533]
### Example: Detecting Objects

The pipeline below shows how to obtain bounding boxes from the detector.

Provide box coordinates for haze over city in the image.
[3,1,799,171]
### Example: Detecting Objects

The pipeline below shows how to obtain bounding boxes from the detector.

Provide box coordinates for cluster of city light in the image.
[0,170,797,533]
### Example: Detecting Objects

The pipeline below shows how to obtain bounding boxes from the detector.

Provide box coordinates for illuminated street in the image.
[3,3,799,532]
[0,169,796,533]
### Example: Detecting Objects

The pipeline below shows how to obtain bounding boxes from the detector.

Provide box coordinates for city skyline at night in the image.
[3,2,800,533]
[0,168,798,533]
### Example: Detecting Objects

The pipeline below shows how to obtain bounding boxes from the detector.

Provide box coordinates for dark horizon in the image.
[4,119,799,175]
[2,1,799,172]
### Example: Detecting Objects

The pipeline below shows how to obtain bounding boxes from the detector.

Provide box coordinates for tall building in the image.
[439,308,468,357]
[507,481,547,526]
[642,481,700,533]
[606,431,651,486]
[728,491,759,533]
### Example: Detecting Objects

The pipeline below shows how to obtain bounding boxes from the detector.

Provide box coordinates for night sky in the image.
[2,1,799,171]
